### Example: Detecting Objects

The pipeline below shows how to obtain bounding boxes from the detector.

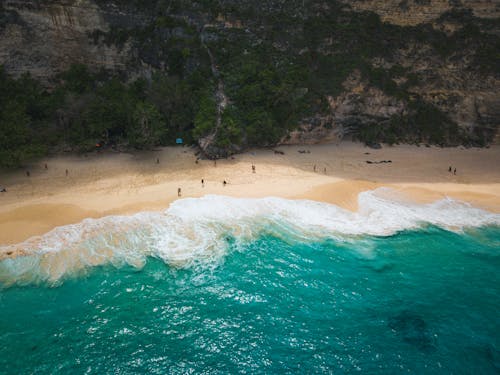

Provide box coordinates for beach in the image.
[1,141,499,247]
[1,142,500,374]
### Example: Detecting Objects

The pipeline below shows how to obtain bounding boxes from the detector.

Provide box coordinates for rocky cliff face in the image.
[287,0,500,145]
[283,71,406,145]
[0,0,498,149]
[0,0,138,84]
[341,0,499,26]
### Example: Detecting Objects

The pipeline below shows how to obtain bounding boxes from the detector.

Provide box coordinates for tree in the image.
[193,92,216,139]
[0,101,40,167]
[216,105,242,148]
[80,79,134,144]
[60,64,94,94]
[128,101,165,149]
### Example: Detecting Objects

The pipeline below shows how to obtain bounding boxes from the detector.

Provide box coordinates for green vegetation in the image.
[0,68,52,167]
[217,45,308,147]
[355,99,463,146]
[129,101,164,149]
[0,63,212,167]
[193,91,217,140]
[1,0,498,167]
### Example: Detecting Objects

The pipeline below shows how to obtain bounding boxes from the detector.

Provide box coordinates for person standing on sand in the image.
[313,164,316,172]
[448,166,452,173]
[44,163,48,170]
[201,179,204,187]
[156,158,159,164]
[26,171,30,177]
[65,169,69,177]
[223,180,227,186]
[178,188,182,197]
[252,164,255,173]
[454,168,457,175]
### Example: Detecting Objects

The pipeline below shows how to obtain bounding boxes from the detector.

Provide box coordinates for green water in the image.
[0,226,499,374]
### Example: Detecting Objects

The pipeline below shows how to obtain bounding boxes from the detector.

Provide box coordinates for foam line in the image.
[0,189,498,286]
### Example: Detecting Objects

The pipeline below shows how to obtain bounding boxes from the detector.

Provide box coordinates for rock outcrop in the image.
[0,0,137,84]
[282,71,406,144]
[341,0,500,26]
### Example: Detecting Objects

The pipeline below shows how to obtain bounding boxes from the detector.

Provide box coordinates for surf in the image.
[0,189,499,287]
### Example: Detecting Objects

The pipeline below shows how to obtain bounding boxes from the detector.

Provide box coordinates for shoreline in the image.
[1,142,499,248]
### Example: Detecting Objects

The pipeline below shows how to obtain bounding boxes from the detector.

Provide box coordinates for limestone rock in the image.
[0,0,136,84]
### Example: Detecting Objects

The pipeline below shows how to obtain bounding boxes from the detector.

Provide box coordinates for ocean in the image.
[0,190,499,374]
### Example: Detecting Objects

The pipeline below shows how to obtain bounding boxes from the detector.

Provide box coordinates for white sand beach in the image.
[1,142,499,247]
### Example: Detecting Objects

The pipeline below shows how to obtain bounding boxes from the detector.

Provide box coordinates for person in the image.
[201,179,204,187]
[26,171,30,177]
[448,166,452,172]
[454,168,456,175]
[65,169,69,177]
[178,187,182,197]
[252,164,255,173]
[0,187,6,193]
[223,180,227,186]
[313,164,316,172]
[324,167,326,174]
[214,160,217,167]
[44,163,48,170]
[156,158,159,164]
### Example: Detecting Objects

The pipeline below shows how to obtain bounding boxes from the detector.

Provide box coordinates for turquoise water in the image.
[0,194,499,373]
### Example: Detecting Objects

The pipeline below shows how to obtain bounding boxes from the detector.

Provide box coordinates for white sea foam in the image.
[0,189,498,286]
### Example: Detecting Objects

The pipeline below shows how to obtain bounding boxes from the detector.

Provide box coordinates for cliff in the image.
[0,0,143,84]
[341,0,499,27]
[0,0,499,159]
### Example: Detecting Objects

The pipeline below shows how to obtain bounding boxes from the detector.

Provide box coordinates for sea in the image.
[0,189,499,374]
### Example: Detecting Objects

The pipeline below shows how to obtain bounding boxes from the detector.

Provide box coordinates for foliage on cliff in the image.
[0,67,50,167]
[0,0,498,166]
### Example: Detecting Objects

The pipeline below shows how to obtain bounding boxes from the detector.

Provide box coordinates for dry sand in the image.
[1,142,499,246]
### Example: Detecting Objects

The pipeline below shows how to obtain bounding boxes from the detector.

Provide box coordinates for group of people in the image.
[177,163,256,197]
[0,164,71,193]
[24,163,70,178]
[313,164,327,174]
[177,179,228,197]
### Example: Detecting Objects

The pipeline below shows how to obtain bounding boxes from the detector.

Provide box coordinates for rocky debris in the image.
[366,143,382,150]
[366,159,391,164]
[197,27,230,158]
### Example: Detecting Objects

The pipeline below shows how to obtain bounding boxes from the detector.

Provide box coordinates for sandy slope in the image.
[1,142,499,246]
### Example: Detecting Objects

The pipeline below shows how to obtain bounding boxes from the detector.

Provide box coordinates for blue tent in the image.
[176,138,183,144]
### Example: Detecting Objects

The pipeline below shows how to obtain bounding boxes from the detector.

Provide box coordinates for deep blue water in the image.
[1,225,499,374]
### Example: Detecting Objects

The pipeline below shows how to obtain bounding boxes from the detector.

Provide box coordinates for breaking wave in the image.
[1,189,499,286]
